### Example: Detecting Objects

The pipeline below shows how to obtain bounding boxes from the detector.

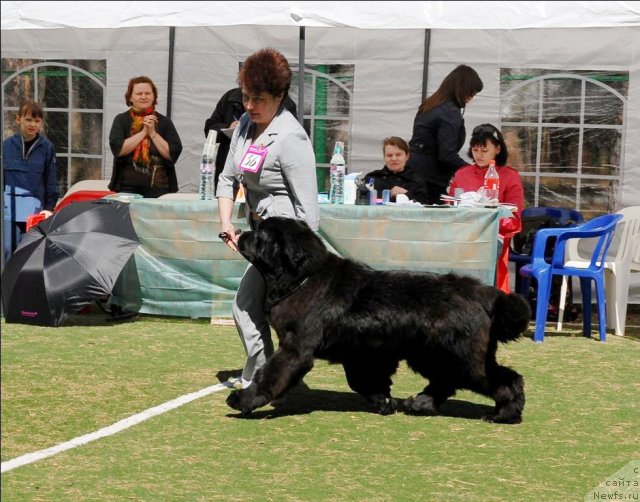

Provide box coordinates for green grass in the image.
[1,313,639,501]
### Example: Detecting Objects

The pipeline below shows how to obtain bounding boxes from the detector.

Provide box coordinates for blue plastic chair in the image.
[520,213,623,343]
[510,207,584,297]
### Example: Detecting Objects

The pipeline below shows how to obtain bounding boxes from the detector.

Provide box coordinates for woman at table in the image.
[216,48,319,390]
[407,64,483,204]
[108,76,182,198]
[364,136,429,204]
[448,123,524,238]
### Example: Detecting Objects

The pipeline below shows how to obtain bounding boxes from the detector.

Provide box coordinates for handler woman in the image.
[216,48,319,390]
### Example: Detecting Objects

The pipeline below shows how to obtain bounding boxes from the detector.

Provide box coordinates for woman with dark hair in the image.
[216,48,318,390]
[408,64,483,204]
[448,123,524,237]
[364,136,429,203]
[108,76,182,197]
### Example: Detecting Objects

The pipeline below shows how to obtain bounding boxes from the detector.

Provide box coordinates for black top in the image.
[407,100,468,187]
[108,110,183,193]
[363,164,430,204]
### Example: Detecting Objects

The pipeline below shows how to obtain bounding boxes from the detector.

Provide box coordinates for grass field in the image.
[1,311,639,501]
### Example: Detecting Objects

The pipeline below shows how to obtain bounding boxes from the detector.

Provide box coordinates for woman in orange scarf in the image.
[108,76,182,197]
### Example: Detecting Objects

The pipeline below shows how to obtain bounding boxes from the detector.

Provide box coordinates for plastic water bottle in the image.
[329,141,346,204]
[200,130,218,200]
[365,177,378,205]
[200,162,215,200]
[483,160,500,202]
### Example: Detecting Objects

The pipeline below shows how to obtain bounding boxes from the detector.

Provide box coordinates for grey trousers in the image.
[233,263,274,384]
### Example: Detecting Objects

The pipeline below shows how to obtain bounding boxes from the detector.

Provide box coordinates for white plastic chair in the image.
[61,179,111,198]
[556,206,640,336]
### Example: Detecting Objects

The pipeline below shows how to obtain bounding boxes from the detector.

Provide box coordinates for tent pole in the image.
[422,29,431,101]
[167,26,176,119]
[0,132,4,281]
[298,26,305,127]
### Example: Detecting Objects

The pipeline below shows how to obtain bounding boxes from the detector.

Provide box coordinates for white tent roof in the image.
[2,1,640,31]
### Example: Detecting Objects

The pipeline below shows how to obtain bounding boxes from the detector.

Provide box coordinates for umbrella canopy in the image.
[1,200,140,327]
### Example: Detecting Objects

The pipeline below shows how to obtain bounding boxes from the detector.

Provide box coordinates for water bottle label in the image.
[240,144,268,173]
[484,179,499,190]
[329,167,345,204]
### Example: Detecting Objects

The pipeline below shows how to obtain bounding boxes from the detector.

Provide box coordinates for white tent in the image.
[2,1,639,200]
[3,2,639,30]
[2,1,640,299]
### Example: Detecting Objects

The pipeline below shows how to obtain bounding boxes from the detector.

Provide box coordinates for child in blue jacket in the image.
[3,101,58,262]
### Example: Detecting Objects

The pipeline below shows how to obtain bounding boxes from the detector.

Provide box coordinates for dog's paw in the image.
[226,390,248,413]
[403,394,439,416]
[369,396,399,415]
[226,387,270,414]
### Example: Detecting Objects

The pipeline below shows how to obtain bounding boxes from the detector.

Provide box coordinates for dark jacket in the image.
[408,100,468,187]
[204,87,298,188]
[363,164,430,204]
[108,110,182,193]
[3,132,58,221]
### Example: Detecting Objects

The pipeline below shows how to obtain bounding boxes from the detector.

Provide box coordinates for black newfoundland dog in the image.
[227,217,530,423]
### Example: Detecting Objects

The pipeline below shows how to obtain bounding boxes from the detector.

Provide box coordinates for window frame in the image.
[499,72,627,215]
[1,60,106,196]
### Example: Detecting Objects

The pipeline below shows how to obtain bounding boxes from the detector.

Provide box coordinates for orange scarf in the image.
[129,106,155,169]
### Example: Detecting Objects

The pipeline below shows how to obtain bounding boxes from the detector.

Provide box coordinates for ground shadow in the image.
[215,369,242,383]
[225,382,494,421]
[60,309,139,327]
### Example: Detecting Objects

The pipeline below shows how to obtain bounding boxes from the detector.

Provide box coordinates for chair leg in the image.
[533,272,553,343]
[579,277,593,339]
[613,270,631,337]
[594,275,607,342]
[514,264,523,295]
[517,271,531,298]
[607,269,630,337]
[605,269,617,334]
[556,276,568,332]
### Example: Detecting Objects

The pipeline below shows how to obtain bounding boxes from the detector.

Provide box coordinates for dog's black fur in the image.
[227,217,530,423]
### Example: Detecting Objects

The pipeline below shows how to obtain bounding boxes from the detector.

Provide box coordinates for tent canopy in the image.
[2,1,639,31]
[2,1,640,299]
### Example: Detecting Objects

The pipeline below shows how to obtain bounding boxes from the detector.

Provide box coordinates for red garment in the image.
[129,106,155,168]
[448,164,524,237]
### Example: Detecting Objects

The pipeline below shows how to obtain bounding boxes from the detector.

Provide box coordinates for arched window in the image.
[500,70,627,218]
[290,64,354,192]
[2,60,106,196]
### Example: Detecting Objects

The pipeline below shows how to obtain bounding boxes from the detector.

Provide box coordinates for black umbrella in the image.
[1,199,140,327]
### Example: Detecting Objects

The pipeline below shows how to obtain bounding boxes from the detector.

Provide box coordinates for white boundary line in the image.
[1,382,231,474]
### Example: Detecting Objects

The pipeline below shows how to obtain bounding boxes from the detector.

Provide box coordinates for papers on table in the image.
[440,192,517,211]
[221,127,235,138]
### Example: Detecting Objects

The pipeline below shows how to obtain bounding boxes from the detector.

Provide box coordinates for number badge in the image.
[240,144,268,173]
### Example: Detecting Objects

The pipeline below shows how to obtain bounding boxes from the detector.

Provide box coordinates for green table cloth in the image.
[113,200,507,319]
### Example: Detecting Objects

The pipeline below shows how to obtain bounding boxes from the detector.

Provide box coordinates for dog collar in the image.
[266,276,310,310]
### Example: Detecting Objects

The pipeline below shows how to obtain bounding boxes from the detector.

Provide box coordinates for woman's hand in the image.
[219,224,239,252]
[143,115,172,159]
[391,186,408,197]
[143,114,159,139]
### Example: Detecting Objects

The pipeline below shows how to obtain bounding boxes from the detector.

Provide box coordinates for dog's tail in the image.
[491,292,531,343]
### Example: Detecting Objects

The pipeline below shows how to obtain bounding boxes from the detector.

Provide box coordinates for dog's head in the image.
[237,217,327,282]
